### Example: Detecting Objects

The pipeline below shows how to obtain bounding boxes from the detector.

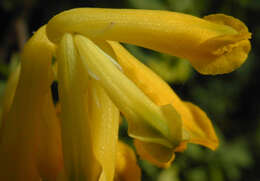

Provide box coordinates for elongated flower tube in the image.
[74,35,184,165]
[0,26,63,180]
[57,33,120,181]
[75,39,218,167]
[47,8,251,75]
[57,33,101,180]
[99,41,218,167]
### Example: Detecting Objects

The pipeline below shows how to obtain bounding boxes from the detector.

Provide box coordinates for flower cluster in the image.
[0,8,251,181]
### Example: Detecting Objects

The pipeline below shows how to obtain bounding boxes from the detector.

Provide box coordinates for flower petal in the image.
[57,33,101,180]
[0,26,62,181]
[115,141,141,181]
[47,8,251,74]
[182,102,218,150]
[134,140,175,168]
[103,41,219,163]
[74,35,183,162]
[88,78,120,181]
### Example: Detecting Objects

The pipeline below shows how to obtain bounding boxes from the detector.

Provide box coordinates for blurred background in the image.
[0,0,259,180]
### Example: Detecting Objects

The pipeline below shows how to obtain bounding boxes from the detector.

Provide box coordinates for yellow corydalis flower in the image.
[57,32,183,180]
[57,33,120,180]
[0,26,63,180]
[47,8,251,75]
[101,41,218,167]
[0,7,252,181]
[72,37,218,167]
[75,35,183,147]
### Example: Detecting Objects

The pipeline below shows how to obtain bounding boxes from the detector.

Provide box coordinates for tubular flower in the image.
[0,7,251,181]
[56,33,120,180]
[100,41,218,167]
[0,26,63,181]
[47,8,251,75]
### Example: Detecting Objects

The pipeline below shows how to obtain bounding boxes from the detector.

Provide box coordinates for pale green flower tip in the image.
[160,104,183,147]
[74,34,184,150]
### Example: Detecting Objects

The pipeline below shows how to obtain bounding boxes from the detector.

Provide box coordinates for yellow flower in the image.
[56,33,119,180]
[47,8,251,75]
[0,7,251,181]
[0,26,63,181]
[71,37,218,167]
[102,41,218,167]
[73,36,183,166]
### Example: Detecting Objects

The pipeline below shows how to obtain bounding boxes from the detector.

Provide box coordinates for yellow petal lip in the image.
[194,14,252,75]
[134,140,175,168]
[183,102,218,150]
[46,8,251,75]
